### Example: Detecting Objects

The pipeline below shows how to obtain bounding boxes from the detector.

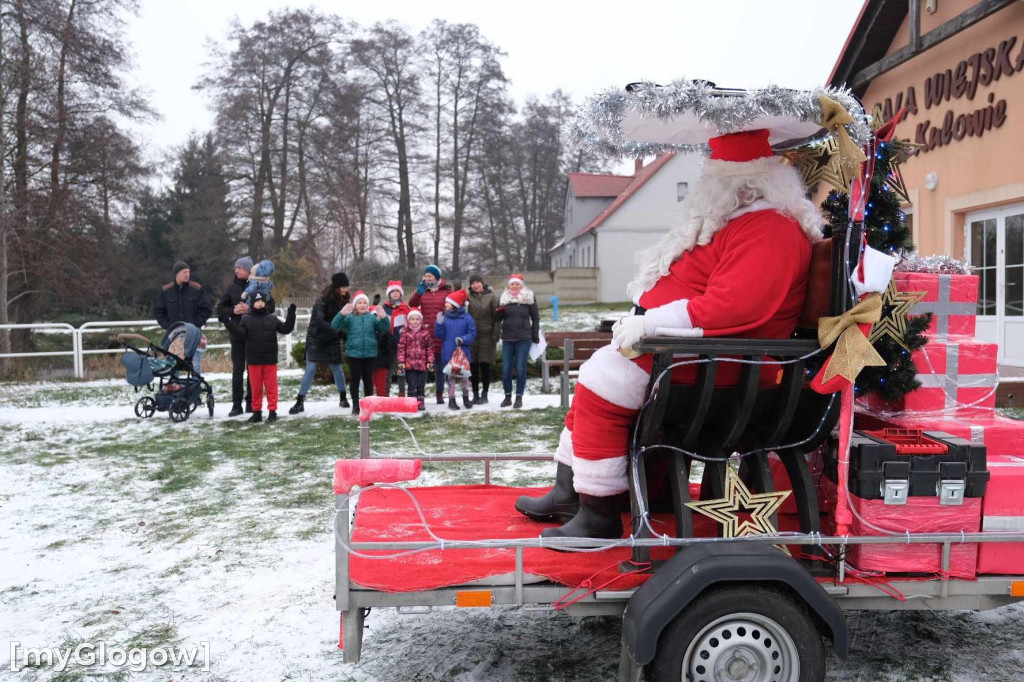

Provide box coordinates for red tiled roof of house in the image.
[568,173,634,198]
[576,153,676,237]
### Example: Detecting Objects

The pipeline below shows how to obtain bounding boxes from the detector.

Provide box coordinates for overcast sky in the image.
[125,0,865,166]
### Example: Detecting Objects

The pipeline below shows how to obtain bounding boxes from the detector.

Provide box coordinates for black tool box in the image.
[824,428,989,502]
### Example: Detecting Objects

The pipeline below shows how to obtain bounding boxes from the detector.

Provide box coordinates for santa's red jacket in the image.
[562,206,814,497]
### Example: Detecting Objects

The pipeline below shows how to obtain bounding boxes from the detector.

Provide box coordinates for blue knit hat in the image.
[424,264,442,279]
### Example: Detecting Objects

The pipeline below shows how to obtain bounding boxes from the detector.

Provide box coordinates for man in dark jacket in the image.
[216,256,276,416]
[408,264,453,403]
[155,260,213,373]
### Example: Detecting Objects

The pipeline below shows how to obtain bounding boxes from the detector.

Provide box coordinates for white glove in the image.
[340,302,354,315]
[436,312,444,324]
[611,315,646,351]
[375,305,387,318]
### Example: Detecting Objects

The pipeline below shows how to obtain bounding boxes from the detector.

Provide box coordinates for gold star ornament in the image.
[782,137,850,194]
[686,466,791,538]
[868,280,926,351]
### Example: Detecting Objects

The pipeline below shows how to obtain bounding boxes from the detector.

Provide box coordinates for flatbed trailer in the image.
[333,445,1024,682]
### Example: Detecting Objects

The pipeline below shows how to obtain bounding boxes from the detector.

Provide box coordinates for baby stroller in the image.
[118,322,214,422]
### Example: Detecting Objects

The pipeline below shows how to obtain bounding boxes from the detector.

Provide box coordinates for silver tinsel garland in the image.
[564,79,872,159]
[895,252,974,275]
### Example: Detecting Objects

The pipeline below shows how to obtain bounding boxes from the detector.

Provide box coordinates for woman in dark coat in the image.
[466,274,500,404]
[495,273,540,409]
[288,273,351,414]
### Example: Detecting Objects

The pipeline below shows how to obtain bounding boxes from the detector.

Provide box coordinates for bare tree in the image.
[350,21,422,268]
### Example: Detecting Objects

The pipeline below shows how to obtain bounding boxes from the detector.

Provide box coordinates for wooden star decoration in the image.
[783,138,850,194]
[868,280,926,350]
[685,466,791,538]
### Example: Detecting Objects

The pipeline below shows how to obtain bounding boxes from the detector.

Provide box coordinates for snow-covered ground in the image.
[4,357,1024,679]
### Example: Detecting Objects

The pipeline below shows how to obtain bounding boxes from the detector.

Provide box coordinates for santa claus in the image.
[516,126,828,539]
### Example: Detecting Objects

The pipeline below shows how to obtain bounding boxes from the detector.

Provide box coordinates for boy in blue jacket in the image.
[435,289,476,410]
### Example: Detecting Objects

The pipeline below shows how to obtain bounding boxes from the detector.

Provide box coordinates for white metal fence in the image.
[1,310,312,378]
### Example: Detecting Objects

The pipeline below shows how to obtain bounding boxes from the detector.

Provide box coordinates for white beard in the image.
[626,157,823,300]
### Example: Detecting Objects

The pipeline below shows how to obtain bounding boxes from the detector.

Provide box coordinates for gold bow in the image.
[817,293,885,384]
[819,95,867,184]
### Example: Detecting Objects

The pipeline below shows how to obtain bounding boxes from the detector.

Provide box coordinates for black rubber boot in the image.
[541,494,623,540]
[352,403,360,416]
[228,404,244,417]
[247,410,263,423]
[472,387,480,404]
[448,396,460,411]
[266,410,278,424]
[340,394,350,409]
[514,395,523,409]
[500,394,512,407]
[515,463,579,522]
[288,395,304,415]
[463,393,473,409]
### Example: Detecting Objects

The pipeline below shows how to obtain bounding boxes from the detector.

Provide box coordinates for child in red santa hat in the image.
[397,307,434,411]
[374,280,410,397]
[435,288,477,410]
[331,290,389,416]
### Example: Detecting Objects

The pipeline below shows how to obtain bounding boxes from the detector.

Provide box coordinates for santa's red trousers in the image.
[248,364,279,412]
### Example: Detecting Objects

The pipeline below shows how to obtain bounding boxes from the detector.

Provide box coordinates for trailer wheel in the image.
[646,585,825,682]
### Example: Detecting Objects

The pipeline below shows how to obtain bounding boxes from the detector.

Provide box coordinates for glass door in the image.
[966,203,1024,365]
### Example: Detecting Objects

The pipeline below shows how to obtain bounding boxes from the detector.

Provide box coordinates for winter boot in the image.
[245,399,253,414]
[352,403,360,417]
[448,396,460,411]
[541,494,623,540]
[247,410,263,424]
[417,397,425,412]
[472,387,480,404]
[477,389,489,405]
[288,395,305,415]
[437,391,445,405]
[501,394,512,408]
[514,395,523,409]
[339,394,350,409]
[463,392,474,409]
[514,463,579,522]
[266,411,278,424]
[228,404,244,417]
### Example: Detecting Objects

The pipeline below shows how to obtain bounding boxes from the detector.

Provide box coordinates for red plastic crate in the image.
[864,428,948,456]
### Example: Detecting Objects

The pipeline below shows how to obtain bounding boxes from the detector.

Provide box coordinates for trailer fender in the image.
[621,543,848,666]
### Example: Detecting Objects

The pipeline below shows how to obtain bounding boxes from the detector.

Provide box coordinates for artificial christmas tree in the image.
[819,136,933,402]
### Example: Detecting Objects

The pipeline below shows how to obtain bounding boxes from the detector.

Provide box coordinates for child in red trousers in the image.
[221,293,296,423]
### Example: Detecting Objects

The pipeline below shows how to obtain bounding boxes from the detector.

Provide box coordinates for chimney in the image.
[634,158,644,175]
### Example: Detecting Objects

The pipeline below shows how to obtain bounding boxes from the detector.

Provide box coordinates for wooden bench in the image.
[540,331,611,407]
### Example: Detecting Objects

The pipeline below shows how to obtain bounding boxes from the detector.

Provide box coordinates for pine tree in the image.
[820,139,932,402]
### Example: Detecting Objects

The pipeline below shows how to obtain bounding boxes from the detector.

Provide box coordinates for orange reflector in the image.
[455,590,492,607]
[1011,581,1024,597]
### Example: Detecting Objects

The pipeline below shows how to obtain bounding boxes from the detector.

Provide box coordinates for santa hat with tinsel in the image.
[565,79,871,160]
[386,280,404,297]
[445,289,469,308]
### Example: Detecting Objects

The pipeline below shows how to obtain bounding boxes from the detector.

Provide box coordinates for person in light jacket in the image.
[495,273,539,409]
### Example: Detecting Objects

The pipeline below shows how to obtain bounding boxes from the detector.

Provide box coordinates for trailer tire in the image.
[646,585,825,682]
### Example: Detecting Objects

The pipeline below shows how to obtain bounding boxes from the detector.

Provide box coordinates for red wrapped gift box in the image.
[978,454,1024,574]
[864,337,998,412]
[893,272,978,339]
[820,477,980,578]
[855,408,1024,458]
